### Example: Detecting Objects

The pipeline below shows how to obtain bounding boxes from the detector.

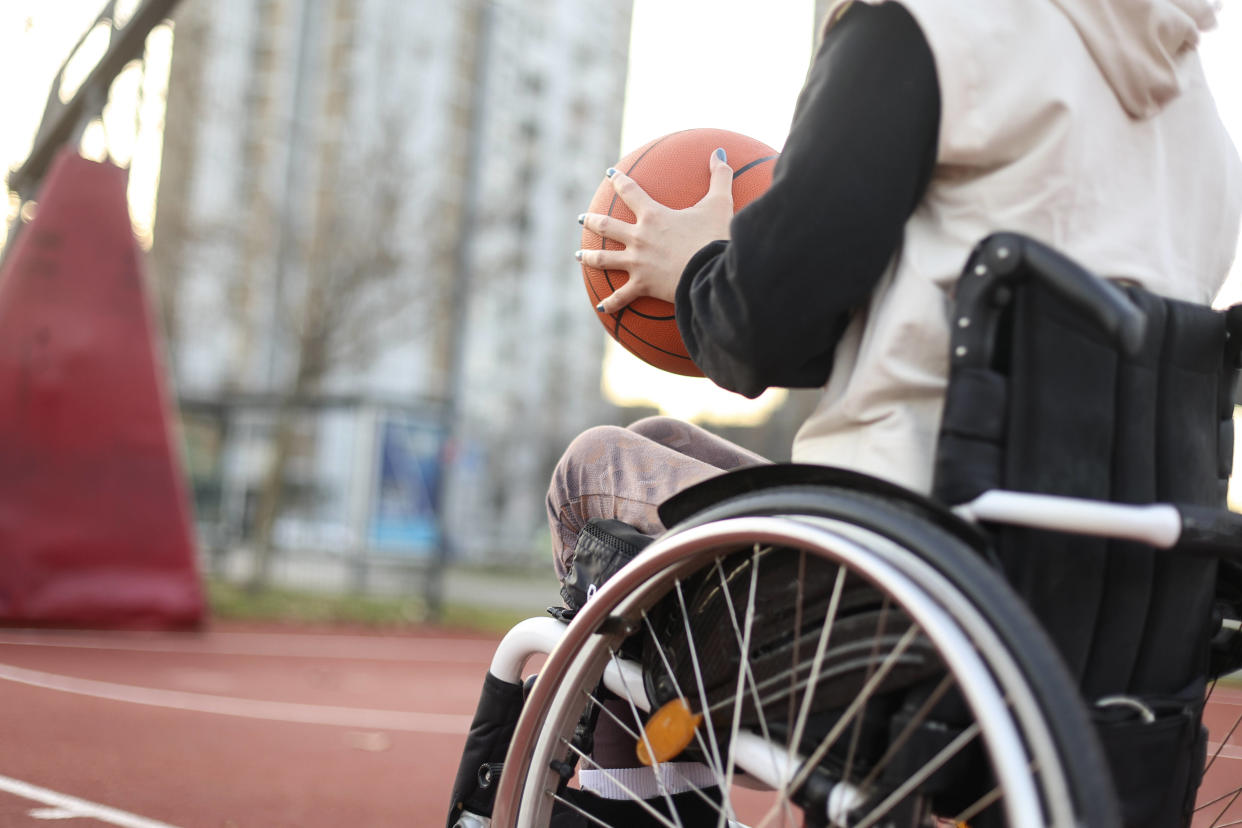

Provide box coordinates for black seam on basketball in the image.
[584,271,673,321]
[624,306,674,321]
[616,319,695,362]
[588,271,674,320]
[732,154,779,179]
[585,273,609,305]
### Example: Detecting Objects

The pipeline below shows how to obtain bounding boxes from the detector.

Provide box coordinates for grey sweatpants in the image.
[545,416,768,771]
[546,415,768,594]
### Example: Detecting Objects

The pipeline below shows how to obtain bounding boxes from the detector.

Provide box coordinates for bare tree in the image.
[148,1,488,593]
[245,122,438,591]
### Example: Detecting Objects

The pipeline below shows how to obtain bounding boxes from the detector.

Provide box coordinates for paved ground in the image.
[0,625,491,827]
[0,624,1237,827]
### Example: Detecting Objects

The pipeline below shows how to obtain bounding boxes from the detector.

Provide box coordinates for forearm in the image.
[675,1,941,397]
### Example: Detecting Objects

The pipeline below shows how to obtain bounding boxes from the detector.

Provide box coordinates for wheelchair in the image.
[448,234,1242,828]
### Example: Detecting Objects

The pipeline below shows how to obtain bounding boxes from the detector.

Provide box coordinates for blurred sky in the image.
[2,0,1241,424]
[605,0,817,424]
[0,0,168,247]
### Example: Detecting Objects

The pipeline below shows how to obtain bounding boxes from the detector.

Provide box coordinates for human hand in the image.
[577,147,734,314]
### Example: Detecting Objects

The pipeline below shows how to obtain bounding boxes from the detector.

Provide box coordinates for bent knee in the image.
[626,415,683,437]
[557,425,634,472]
[626,415,695,446]
[549,425,636,497]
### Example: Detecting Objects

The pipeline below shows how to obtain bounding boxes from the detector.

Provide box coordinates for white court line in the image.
[1209,691,1242,707]
[0,774,181,828]
[0,662,473,734]
[0,630,500,663]
[1209,741,1242,760]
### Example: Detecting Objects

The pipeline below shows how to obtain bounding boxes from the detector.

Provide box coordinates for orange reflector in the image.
[636,698,703,766]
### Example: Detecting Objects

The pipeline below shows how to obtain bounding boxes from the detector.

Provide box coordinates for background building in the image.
[149,0,633,586]
[2,0,831,599]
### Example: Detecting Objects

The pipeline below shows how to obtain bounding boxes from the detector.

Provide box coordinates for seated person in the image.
[551,0,1240,599]
[547,0,1241,820]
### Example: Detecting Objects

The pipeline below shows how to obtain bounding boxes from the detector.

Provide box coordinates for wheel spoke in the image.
[1201,702,1242,828]
[559,738,681,828]
[850,722,981,828]
[675,577,730,792]
[641,609,724,779]
[755,564,849,828]
[788,549,808,744]
[788,624,923,797]
[1199,783,1242,812]
[715,546,761,827]
[548,789,617,828]
[1207,786,1242,828]
[710,554,777,746]
[951,783,1004,824]
[786,565,849,771]
[606,647,685,826]
[586,688,642,741]
[1205,709,1242,775]
[841,597,893,786]
[712,551,799,827]
[711,636,919,716]
[855,672,956,794]
[586,685,735,821]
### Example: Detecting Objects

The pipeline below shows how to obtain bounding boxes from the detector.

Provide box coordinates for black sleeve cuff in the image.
[669,1,940,397]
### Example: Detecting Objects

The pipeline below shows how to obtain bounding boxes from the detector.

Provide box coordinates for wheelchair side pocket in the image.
[446,672,527,828]
[1092,689,1207,828]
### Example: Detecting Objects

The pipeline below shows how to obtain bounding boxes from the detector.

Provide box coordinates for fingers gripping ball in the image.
[581,128,778,377]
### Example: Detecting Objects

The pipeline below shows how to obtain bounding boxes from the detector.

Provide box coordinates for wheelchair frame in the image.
[451,234,1242,828]
[477,487,1240,828]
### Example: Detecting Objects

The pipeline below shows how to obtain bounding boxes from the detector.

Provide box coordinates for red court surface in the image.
[0,624,1238,827]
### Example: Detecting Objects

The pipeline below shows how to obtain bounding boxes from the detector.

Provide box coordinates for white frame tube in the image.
[953,489,1182,548]
[489,616,569,683]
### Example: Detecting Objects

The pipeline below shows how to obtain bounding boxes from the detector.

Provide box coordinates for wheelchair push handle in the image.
[977,233,1148,357]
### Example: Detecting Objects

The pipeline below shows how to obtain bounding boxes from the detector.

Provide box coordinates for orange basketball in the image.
[581,128,778,377]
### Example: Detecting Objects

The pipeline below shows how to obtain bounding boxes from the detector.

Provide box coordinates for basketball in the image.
[581,128,778,377]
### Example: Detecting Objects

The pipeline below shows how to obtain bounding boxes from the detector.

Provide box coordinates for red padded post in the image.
[0,149,204,628]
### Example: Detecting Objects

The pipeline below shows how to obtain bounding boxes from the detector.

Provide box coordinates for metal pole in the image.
[428,0,495,621]
[265,0,322,389]
[2,0,184,267]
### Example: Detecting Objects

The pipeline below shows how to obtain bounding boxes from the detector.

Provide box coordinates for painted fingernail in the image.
[596,304,606,313]
[715,147,727,163]
[574,250,583,261]
[577,213,586,225]
[606,167,618,178]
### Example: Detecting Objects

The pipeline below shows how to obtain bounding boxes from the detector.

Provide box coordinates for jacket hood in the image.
[1048,0,1219,117]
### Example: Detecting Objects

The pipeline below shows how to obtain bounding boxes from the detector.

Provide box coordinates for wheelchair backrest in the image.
[932,233,1242,698]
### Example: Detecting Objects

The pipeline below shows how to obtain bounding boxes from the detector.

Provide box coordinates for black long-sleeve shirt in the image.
[674,2,941,398]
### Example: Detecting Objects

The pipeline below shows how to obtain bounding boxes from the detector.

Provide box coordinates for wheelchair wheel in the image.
[491,488,1120,828]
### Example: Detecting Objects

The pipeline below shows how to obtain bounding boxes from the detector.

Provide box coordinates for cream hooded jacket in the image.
[792,0,1242,493]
